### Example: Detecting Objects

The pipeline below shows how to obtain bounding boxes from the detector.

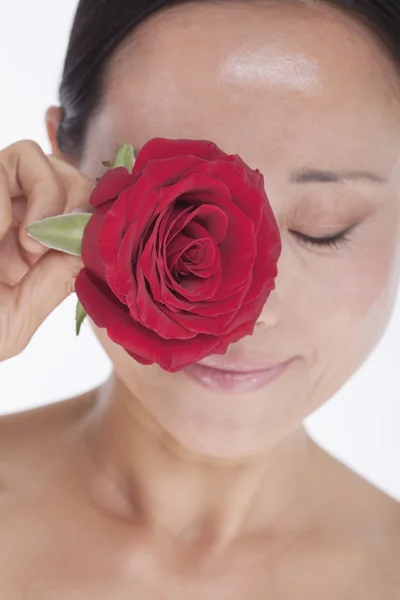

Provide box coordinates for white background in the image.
[0,0,399,500]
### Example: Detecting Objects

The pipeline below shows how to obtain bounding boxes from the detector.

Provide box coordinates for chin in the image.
[134,356,308,459]
[147,390,292,460]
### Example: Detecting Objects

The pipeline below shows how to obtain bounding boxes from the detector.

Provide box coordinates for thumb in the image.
[16,250,83,340]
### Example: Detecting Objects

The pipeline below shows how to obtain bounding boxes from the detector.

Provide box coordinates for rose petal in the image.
[190,158,265,230]
[75,269,223,372]
[75,268,127,320]
[143,229,221,305]
[179,204,228,246]
[161,205,194,246]
[89,167,135,207]
[97,187,131,264]
[156,204,226,297]
[168,236,218,277]
[133,139,227,177]
[135,256,199,340]
[140,155,207,188]
[212,320,256,356]
[241,205,281,305]
[81,201,113,282]
[145,205,193,305]
[141,235,247,320]
[175,175,257,299]
[217,154,266,198]
[138,253,250,337]
[146,172,256,299]
[134,219,245,337]
[210,205,281,332]
[112,221,141,314]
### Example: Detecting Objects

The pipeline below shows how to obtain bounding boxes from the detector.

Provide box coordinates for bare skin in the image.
[0,390,399,598]
[0,2,400,597]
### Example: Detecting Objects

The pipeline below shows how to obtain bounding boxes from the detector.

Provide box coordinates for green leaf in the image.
[76,300,87,336]
[112,144,135,172]
[25,213,92,256]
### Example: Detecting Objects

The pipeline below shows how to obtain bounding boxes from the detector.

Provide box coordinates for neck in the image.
[81,373,321,551]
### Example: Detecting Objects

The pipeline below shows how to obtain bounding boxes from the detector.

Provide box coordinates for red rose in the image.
[75,138,281,372]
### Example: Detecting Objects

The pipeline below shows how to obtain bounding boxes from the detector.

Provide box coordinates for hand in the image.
[0,140,95,362]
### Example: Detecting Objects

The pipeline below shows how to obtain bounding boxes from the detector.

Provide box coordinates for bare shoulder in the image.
[0,390,96,439]
[312,438,400,526]
[0,392,98,592]
[310,439,400,593]
[0,391,97,492]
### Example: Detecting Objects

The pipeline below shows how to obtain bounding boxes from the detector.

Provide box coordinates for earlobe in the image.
[45,106,78,167]
[45,106,63,157]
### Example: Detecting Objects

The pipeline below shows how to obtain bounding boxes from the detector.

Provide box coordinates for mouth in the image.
[183,359,291,393]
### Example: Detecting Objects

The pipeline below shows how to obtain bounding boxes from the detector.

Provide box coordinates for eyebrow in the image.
[290,169,387,184]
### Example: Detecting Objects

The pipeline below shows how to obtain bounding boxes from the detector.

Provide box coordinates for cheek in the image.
[91,322,173,399]
[331,217,400,324]
[281,216,400,351]
[91,323,144,388]
[335,238,397,320]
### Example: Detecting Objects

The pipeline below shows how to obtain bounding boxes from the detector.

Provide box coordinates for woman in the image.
[0,0,399,596]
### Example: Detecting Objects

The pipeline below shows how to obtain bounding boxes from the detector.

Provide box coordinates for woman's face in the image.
[76,1,400,458]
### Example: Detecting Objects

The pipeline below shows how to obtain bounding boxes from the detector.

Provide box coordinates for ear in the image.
[45,106,63,156]
[45,107,78,167]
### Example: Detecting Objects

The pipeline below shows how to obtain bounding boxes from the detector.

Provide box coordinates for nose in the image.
[255,289,281,329]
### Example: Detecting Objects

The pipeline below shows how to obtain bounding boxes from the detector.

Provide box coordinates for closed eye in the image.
[289,228,352,250]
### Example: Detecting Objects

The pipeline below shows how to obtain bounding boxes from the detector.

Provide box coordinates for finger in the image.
[12,250,83,348]
[48,155,95,213]
[1,141,66,253]
[0,163,13,241]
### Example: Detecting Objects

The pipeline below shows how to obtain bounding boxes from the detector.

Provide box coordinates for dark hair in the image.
[57,0,400,159]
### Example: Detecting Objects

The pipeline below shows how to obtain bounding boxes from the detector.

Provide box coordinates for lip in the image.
[197,356,285,372]
[183,360,290,394]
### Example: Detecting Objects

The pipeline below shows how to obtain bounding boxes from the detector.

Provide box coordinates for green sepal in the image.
[25,213,92,256]
[112,144,135,172]
[75,300,87,336]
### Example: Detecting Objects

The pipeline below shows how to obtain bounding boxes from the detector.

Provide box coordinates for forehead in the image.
[84,1,400,179]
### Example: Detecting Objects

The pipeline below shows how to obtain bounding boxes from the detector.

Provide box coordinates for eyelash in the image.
[290,229,351,250]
